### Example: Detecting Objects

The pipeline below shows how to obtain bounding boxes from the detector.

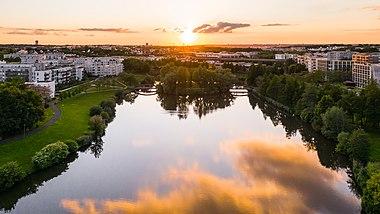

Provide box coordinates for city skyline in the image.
[0,0,380,45]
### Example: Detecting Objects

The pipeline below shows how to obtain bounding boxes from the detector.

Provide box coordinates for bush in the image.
[0,162,26,191]
[89,106,103,116]
[64,140,79,153]
[76,135,93,147]
[32,141,69,169]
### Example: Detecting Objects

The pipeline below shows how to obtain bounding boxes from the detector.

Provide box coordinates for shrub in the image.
[76,135,93,147]
[64,140,79,153]
[32,141,69,169]
[0,162,26,191]
[89,106,103,116]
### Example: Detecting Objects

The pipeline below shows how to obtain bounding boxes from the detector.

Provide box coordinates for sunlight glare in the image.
[180,29,197,45]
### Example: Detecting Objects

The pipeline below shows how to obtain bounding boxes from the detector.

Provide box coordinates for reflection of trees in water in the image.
[0,154,78,212]
[89,139,104,158]
[157,93,236,119]
[248,94,350,170]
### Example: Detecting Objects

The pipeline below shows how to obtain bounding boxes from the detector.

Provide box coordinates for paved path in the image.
[0,102,61,144]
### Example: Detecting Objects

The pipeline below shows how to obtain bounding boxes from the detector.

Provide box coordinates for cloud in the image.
[78,28,137,33]
[261,23,292,27]
[362,5,380,11]
[192,22,250,33]
[1,26,137,35]
[154,28,167,33]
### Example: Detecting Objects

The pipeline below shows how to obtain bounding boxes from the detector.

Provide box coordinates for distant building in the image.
[352,53,380,88]
[76,57,123,77]
[275,54,295,60]
[25,81,55,98]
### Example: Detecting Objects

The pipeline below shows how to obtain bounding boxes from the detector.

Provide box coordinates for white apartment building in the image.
[33,66,83,85]
[25,81,56,98]
[76,57,123,77]
[352,53,380,88]
[0,64,35,82]
[275,54,296,60]
[316,59,352,72]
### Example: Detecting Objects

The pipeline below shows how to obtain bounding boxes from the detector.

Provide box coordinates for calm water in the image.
[0,94,360,213]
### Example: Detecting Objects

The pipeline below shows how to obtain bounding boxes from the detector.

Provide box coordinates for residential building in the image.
[275,54,295,60]
[76,57,123,77]
[0,64,35,82]
[352,53,380,87]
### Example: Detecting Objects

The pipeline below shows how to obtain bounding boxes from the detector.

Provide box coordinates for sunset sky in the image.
[0,0,379,45]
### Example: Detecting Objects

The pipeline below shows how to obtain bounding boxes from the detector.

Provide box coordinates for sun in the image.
[180,30,197,45]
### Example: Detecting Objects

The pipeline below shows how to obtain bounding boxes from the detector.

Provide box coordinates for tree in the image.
[89,106,103,117]
[0,82,44,137]
[89,115,106,137]
[321,106,350,139]
[361,81,380,128]
[336,130,370,163]
[362,172,380,213]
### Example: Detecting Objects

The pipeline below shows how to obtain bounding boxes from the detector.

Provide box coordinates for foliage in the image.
[100,111,111,123]
[76,135,93,147]
[64,140,79,153]
[89,106,103,117]
[0,81,44,138]
[158,65,237,95]
[31,141,69,169]
[89,115,106,137]
[100,99,116,118]
[123,58,151,74]
[0,162,26,191]
[321,107,350,139]
[362,172,380,213]
[337,130,370,164]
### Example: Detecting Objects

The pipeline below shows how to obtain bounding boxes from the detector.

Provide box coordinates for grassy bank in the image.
[0,91,115,173]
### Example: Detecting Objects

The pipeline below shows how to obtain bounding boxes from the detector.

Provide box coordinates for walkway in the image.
[0,102,61,144]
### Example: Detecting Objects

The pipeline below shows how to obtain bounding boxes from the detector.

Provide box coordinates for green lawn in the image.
[0,91,115,173]
[368,132,380,162]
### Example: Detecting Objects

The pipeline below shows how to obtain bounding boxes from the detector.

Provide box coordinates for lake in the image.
[0,93,360,213]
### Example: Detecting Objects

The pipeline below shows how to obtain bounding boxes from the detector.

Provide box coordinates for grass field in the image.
[369,132,380,163]
[0,91,115,173]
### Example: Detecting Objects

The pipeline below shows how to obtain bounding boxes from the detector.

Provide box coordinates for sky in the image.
[0,0,379,45]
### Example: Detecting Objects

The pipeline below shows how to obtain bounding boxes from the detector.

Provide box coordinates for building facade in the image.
[352,53,380,88]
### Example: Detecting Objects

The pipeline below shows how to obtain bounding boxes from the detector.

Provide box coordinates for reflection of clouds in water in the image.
[61,141,359,214]
[234,141,359,214]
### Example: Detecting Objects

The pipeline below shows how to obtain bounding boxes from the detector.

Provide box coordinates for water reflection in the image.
[61,140,359,214]
[157,93,235,119]
[0,94,360,213]
[248,94,351,170]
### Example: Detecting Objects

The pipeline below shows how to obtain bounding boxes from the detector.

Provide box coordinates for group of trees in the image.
[157,64,237,95]
[247,60,306,86]
[0,80,45,138]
